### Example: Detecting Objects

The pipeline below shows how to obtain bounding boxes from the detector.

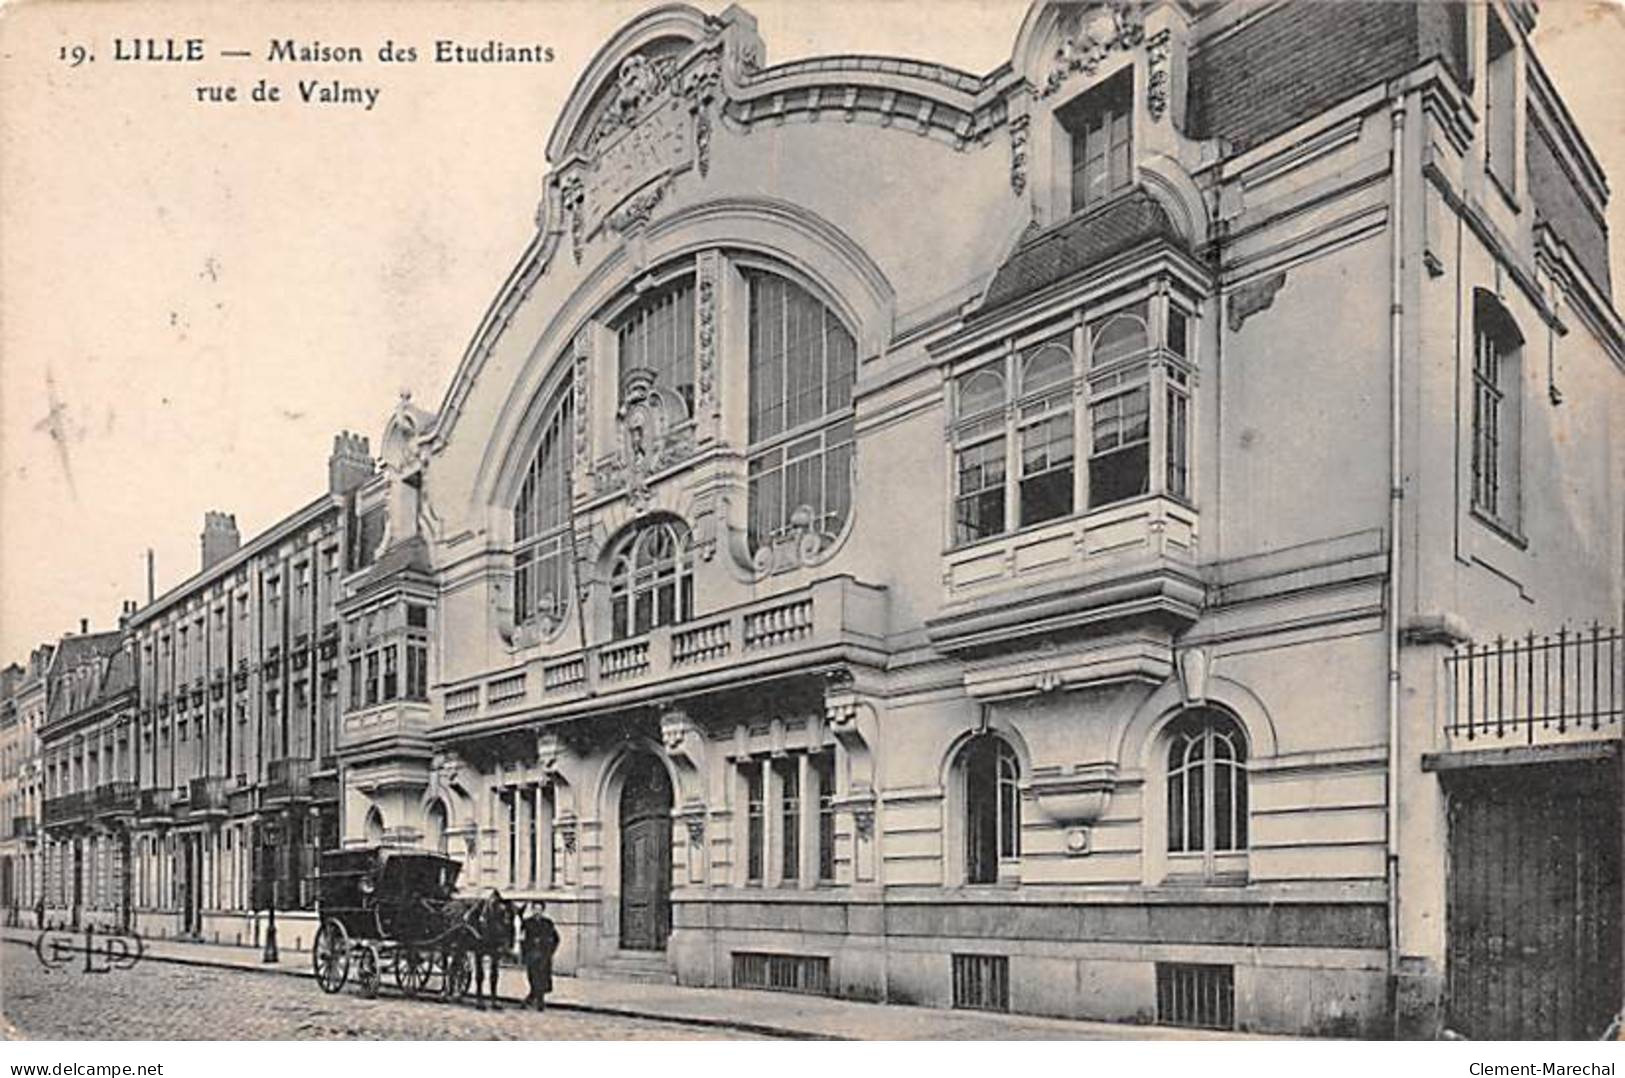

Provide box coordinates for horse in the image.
[460,889,517,1010]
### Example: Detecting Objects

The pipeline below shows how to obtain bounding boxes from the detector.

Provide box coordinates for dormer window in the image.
[1059,68,1133,215]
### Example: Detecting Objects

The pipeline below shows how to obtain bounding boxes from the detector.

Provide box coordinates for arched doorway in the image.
[618,754,673,951]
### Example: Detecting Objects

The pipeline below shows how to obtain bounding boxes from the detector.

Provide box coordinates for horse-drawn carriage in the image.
[311,847,508,1001]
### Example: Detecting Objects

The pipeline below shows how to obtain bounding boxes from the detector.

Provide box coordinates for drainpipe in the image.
[1385,92,1407,1019]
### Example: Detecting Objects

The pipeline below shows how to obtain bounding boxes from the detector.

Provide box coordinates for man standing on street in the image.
[520,900,560,1011]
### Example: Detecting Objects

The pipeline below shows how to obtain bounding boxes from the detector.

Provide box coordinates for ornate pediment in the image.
[556,44,725,262]
[1042,2,1148,98]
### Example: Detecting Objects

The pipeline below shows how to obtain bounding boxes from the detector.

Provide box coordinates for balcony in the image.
[1428,626,1622,767]
[93,781,137,818]
[264,757,312,803]
[11,815,35,839]
[435,575,889,731]
[136,787,173,821]
[189,776,228,816]
[42,792,87,828]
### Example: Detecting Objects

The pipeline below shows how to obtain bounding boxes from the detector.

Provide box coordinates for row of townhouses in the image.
[6,0,1621,1040]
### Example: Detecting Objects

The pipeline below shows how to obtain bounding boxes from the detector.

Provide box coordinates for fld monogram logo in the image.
[33,925,145,974]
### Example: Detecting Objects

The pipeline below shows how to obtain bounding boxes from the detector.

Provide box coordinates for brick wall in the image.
[1189,2,1420,153]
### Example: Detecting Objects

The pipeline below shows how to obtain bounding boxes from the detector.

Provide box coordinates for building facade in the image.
[332,0,1623,1036]
[8,645,54,923]
[38,625,132,930]
[37,437,376,949]
[27,0,1621,1038]
[1,661,26,920]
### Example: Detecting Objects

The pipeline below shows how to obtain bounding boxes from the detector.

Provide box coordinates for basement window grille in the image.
[951,953,1010,1012]
[1156,962,1234,1030]
[731,952,831,996]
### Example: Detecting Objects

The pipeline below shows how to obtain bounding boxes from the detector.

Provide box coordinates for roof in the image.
[44,630,130,727]
[131,492,340,627]
[977,189,1183,316]
[352,535,433,595]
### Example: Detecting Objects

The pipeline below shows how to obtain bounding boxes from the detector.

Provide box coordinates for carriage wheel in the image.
[312,919,350,994]
[442,949,471,1001]
[394,947,431,998]
[355,943,381,999]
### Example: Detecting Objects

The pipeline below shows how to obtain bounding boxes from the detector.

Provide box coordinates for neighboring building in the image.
[41,0,1621,1039]
[35,434,375,948]
[0,660,26,921]
[11,644,54,922]
[38,623,130,930]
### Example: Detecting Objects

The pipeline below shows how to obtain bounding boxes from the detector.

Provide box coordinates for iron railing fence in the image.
[1444,625,1622,745]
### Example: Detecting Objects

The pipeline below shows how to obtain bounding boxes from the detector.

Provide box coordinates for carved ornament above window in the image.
[592,367,696,512]
[1042,3,1146,99]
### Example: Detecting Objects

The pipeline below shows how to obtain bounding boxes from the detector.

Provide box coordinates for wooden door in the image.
[1446,760,1621,1039]
[618,755,672,952]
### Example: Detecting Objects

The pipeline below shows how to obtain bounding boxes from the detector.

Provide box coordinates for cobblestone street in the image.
[1,947,757,1040]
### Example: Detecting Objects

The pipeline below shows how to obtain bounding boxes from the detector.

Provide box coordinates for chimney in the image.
[79,618,89,635]
[201,511,241,572]
[118,599,137,630]
[147,548,155,604]
[329,431,375,496]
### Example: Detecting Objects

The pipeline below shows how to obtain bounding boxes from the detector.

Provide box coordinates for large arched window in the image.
[617,277,695,419]
[1166,710,1248,876]
[609,520,694,639]
[514,382,575,628]
[745,271,858,555]
[961,733,1021,884]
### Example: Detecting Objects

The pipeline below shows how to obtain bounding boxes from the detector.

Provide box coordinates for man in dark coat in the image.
[520,901,561,1011]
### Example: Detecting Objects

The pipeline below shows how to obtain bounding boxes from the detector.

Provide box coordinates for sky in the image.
[0,0,1621,663]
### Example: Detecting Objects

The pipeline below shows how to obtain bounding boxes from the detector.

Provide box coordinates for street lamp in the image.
[261,816,280,964]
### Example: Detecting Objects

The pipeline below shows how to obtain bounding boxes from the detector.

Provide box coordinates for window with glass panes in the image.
[1471,290,1522,527]
[962,734,1020,885]
[745,763,765,883]
[514,383,574,627]
[1165,710,1248,878]
[778,758,800,881]
[815,751,836,882]
[609,521,693,640]
[616,279,695,417]
[949,291,1196,544]
[1060,68,1133,214]
[745,271,857,553]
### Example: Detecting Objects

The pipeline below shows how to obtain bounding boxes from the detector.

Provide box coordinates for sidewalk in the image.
[4,929,1272,1041]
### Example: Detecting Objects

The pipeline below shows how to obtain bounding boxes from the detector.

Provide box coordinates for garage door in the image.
[1446,759,1621,1039]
